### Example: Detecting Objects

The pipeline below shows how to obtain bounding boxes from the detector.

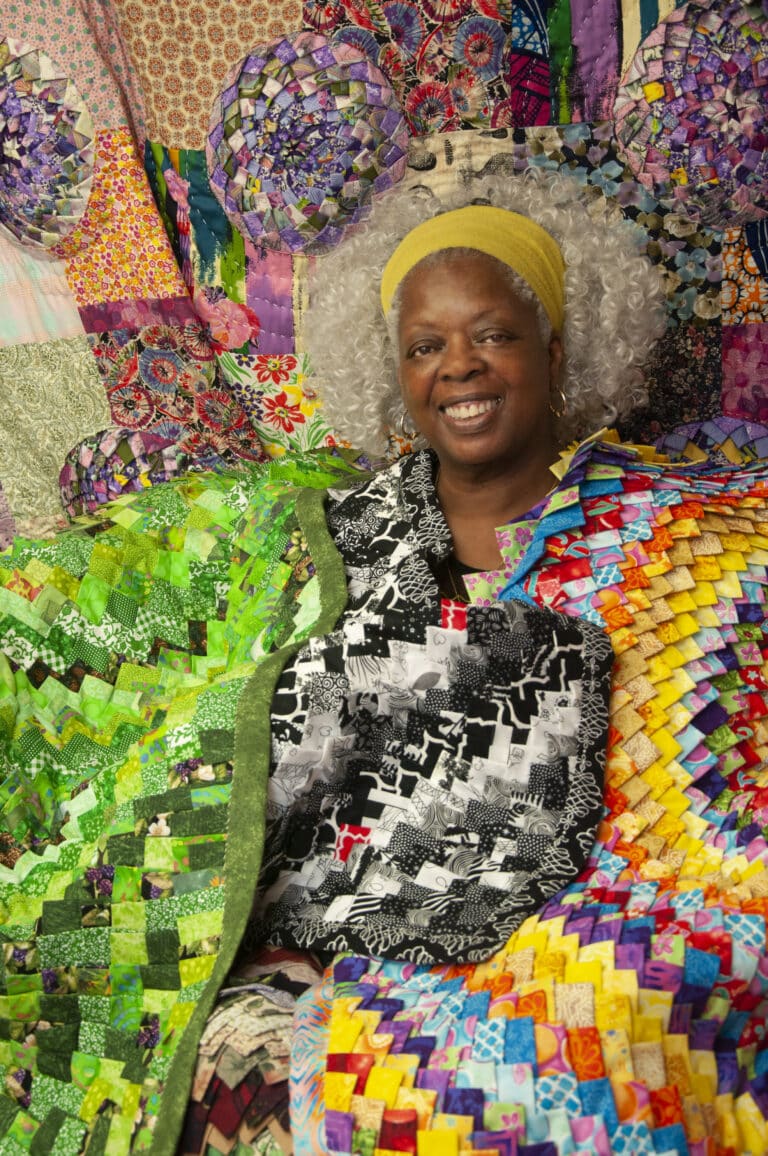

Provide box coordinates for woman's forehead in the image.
[399,251,536,313]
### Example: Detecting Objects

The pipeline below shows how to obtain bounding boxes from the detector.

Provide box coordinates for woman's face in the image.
[397,251,562,480]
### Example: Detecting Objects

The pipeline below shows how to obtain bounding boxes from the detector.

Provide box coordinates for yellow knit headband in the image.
[380,205,566,332]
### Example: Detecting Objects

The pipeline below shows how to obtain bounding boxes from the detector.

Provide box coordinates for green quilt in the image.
[0,452,361,1155]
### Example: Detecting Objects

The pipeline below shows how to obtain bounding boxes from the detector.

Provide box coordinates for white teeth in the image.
[443,398,499,420]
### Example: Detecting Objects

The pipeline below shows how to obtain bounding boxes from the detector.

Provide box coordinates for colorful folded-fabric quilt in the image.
[294,433,768,1156]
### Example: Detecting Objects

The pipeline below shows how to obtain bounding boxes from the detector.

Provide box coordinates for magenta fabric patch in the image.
[245,247,296,355]
[493,53,551,126]
[722,322,768,423]
[78,295,198,336]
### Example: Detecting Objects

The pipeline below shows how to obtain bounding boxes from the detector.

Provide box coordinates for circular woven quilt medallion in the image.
[0,38,95,248]
[614,0,768,226]
[206,31,409,253]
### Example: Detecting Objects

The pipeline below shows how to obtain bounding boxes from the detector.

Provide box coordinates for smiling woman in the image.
[187,176,640,1155]
[305,167,667,453]
[305,169,666,586]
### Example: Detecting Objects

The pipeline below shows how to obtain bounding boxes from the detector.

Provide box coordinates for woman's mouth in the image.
[441,397,501,421]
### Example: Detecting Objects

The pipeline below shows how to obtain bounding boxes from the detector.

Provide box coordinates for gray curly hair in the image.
[303,167,668,453]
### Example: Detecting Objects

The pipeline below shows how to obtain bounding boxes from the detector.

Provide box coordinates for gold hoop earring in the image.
[396,410,418,439]
[549,388,567,420]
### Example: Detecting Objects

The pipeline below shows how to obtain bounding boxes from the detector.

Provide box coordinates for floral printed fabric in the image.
[309,0,551,133]
[88,321,265,464]
[2,0,132,129]
[60,128,188,306]
[722,324,768,425]
[722,224,768,324]
[618,323,722,447]
[218,351,340,456]
[401,125,723,329]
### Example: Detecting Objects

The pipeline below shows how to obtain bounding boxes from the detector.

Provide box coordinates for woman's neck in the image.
[435,457,556,571]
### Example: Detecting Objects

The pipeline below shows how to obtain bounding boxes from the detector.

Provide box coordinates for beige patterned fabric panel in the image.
[0,337,110,533]
[111,0,303,148]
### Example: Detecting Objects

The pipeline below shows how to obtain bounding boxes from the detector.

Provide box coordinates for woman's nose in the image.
[439,336,483,380]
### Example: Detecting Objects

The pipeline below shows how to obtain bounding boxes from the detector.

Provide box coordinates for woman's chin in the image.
[433,438,555,480]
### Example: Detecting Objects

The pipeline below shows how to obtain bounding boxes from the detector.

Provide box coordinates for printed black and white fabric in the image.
[327,448,453,615]
[252,452,614,964]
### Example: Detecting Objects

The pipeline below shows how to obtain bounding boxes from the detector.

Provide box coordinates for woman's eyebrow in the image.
[401,306,512,329]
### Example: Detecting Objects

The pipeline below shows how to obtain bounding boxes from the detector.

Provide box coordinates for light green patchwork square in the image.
[110,931,149,965]
[177,908,223,943]
[178,954,215,988]
[141,835,175,871]
[76,574,111,623]
[154,551,191,589]
[141,989,177,1015]
[110,894,145,928]
[115,663,161,692]
[6,1111,38,1151]
[105,1114,133,1154]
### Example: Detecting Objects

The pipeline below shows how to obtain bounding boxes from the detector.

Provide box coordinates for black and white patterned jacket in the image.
[251,452,614,964]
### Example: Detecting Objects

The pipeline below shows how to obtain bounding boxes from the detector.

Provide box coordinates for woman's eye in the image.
[410,343,436,358]
[480,331,511,344]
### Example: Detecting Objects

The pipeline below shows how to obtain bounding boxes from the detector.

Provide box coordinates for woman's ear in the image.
[548,334,563,385]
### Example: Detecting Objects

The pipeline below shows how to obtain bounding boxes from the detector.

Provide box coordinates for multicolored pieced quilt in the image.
[0,449,361,1155]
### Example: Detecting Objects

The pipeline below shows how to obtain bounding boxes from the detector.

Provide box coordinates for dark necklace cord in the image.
[433,554,477,603]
